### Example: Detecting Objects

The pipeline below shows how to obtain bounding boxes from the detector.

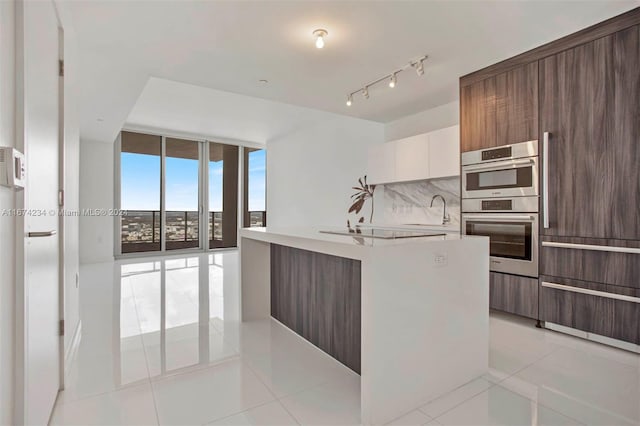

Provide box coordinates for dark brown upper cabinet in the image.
[539,25,640,240]
[496,62,538,146]
[460,76,496,152]
[460,62,538,153]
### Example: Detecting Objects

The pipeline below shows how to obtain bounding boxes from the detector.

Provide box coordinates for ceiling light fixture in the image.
[313,29,328,49]
[344,55,428,107]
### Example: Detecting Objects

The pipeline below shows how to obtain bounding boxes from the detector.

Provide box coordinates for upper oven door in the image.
[462,157,539,199]
[462,213,539,278]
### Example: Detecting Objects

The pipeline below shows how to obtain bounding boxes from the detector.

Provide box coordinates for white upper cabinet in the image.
[428,125,460,179]
[367,142,396,184]
[368,125,459,185]
[394,133,429,182]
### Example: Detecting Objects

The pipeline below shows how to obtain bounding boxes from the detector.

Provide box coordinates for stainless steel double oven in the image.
[461,140,539,278]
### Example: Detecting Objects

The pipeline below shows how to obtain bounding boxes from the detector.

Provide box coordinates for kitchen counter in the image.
[240,226,467,260]
[239,226,489,425]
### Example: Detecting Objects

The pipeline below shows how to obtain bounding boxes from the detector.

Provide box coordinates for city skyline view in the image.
[120,148,266,212]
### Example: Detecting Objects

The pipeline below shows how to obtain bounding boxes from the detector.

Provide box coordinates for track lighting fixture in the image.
[313,29,328,49]
[414,59,425,76]
[344,55,427,107]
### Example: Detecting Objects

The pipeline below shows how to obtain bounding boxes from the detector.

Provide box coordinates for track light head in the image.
[362,87,369,99]
[414,60,425,76]
[346,95,352,106]
[389,73,397,88]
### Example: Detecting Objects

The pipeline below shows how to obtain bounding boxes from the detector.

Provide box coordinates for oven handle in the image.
[462,158,535,172]
[463,214,535,221]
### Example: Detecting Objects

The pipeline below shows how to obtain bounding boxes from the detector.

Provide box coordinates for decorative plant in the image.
[348,175,376,224]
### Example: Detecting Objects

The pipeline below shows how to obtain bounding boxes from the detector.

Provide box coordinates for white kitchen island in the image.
[240,227,489,425]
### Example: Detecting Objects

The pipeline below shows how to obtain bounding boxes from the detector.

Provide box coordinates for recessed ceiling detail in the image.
[346,55,427,107]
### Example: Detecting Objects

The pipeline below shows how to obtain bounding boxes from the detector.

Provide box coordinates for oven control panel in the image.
[481,199,513,211]
[481,146,512,161]
[462,196,539,213]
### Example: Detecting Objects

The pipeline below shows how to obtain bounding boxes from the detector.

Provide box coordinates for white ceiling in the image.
[125,77,361,145]
[66,0,639,143]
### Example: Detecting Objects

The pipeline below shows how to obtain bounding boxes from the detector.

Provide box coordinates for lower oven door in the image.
[462,213,539,278]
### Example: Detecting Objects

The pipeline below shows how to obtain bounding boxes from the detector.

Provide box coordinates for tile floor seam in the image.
[274,399,303,426]
[235,355,304,425]
[417,380,497,420]
[198,398,274,425]
[55,377,153,406]
[51,381,158,425]
[128,281,154,382]
[499,344,562,382]
[385,407,434,425]
[148,357,280,426]
[148,355,242,385]
[129,278,163,426]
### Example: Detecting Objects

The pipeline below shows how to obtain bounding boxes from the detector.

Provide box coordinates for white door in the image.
[16,0,61,424]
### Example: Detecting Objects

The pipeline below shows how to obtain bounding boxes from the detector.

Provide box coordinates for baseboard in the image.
[545,322,640,354]
[63,320,82,386]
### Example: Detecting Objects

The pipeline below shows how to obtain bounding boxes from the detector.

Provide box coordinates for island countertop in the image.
[239,225,490,425]
[240,226,482,260]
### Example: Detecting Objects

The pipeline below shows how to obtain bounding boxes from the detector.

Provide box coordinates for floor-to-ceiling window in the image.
[165,138,200,251]
[243,148,266,227]
[120,132,162,254]
[117,131,258,257]
[209,142,238,249]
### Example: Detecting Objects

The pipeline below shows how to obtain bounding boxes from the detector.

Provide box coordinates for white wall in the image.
[267,114,384,227]
[79,139,114,263]
[384,100,459,142]
[0,0,16,422]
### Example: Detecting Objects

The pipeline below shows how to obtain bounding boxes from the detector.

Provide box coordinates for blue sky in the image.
[121,149,266,212]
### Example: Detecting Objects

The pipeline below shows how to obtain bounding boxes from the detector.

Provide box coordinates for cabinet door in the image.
[490,272,538,319]
[541,236,640,290]
[428,125,459,179]
[496,62,538,146]
[394,134,429,182]
[540,26,640,239]
[460,76,496,152]
[540,276,640,345]
[367,142,396,185]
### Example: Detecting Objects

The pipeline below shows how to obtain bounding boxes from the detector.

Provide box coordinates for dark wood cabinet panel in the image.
[541,237,640,289]
[312,254,361,372]
[496,62,538,146]
[540,25,640,239]
[490,272,538,319]
[540,275,640,344]
[270,244,361,374]
[460,77,496,152]
[270,244,312,336]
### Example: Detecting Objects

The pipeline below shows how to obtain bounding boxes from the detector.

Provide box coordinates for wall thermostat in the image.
[0,147,26,189]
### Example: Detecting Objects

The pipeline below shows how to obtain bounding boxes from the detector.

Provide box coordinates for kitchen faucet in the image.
[430,194,450,225]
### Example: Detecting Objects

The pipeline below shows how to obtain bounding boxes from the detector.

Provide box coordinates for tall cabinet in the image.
[539,25,640,345]
[460,8,640,345]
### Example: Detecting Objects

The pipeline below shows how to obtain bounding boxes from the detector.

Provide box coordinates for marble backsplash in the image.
[377,177,460,226]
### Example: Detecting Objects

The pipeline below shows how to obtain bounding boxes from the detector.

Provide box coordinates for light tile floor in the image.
[52,252,640,425]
